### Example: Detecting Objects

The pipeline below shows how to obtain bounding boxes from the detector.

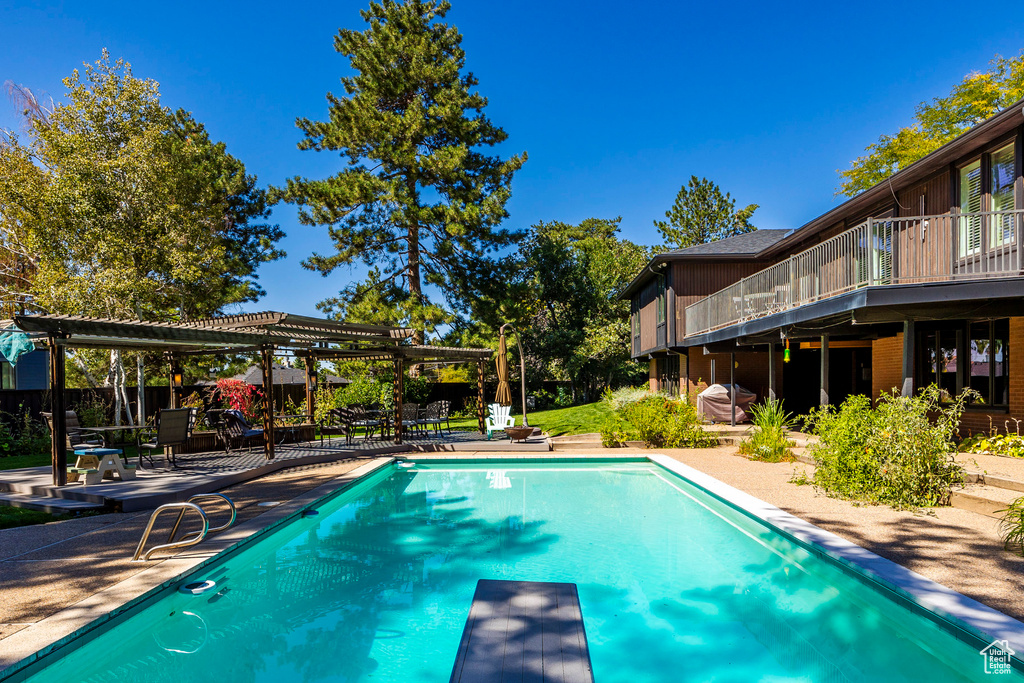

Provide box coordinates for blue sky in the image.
[2,0,1024,317]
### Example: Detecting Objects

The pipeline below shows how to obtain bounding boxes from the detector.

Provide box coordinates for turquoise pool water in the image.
[12,461,1020,682]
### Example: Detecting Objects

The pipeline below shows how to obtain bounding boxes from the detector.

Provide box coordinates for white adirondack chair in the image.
[485,403,515,439]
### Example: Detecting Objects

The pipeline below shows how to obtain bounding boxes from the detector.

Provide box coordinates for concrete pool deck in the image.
[3,446,1024,675]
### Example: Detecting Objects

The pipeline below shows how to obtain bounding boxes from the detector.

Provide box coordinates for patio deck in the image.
[0,431,551,513]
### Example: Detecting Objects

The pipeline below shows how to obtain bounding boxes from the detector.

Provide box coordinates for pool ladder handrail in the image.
[132,493,237,562]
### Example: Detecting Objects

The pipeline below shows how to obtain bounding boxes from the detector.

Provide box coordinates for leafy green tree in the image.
[838,52,1024,197]
[0,52,283,414]
[654,176,758,249]
[275,0,526,344]
[516,218,650,401]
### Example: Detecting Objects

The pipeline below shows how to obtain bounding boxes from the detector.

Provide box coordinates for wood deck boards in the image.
[450,579,594,683]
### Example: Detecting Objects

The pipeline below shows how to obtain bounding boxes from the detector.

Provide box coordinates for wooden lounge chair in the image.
[485,403,515,439]
[137,408,195,468]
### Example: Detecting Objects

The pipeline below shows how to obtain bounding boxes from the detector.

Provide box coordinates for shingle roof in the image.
[231,363,349,386]
[667,229,791,256]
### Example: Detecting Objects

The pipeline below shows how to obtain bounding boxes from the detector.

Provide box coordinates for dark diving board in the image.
[449,579,595,683]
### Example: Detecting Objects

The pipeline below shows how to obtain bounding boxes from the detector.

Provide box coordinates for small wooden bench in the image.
[450,579,594,683]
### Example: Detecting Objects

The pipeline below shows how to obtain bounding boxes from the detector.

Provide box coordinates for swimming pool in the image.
[6,459,1023,682]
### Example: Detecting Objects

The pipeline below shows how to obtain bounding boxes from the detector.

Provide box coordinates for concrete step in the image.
[0,491,104,514]
[950,484,1020,519]
[0,477,108,505]
[549,433,602,451]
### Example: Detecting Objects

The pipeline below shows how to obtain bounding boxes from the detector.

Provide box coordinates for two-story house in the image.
[624,98,1024,431]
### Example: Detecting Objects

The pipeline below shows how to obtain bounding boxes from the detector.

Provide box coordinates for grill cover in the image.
[696,383,756,423]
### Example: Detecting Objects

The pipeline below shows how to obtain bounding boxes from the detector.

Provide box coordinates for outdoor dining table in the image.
[81,424,148,449]
[273,414,312,445]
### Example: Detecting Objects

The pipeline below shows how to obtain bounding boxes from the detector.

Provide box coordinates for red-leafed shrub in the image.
[216,378,263,423]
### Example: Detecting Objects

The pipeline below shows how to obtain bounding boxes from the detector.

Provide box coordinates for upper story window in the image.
[0,361,12,389]
[958,141,1017,256]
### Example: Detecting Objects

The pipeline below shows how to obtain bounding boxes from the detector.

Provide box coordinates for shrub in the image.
[554,386,574,408]
[805,385,971,509]
[74,393,110,428]
[999,497,1024,555]
[216,378,264,423]
[599,417,628,447]
[618,394,717,448]
[739,398,795,462]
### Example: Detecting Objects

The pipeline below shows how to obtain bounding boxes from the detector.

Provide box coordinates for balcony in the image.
[684,210,1024,337]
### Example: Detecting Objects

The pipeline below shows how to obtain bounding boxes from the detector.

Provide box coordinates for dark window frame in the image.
[916,319,1009,409]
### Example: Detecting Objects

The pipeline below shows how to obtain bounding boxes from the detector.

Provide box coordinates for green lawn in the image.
[0,505,75,530]
[448,401,612,437]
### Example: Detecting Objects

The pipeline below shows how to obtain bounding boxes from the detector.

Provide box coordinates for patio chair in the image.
[420,401,447,435]
[219,409,264,455]
[137,407,196,469]
[485,403,515,439]
[401,403,421,436]
[352,404,385,439]
[319,407,354,446]
[42,410,104,453]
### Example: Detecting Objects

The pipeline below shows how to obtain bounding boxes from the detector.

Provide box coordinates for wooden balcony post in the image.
[729,352,736,427]
[820,334,829,406]
[866,217,874,286]
[901,321,915,397]
[48,334,67,486]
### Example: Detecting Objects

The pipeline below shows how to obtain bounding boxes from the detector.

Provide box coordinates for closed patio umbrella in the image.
[495,332,513,406]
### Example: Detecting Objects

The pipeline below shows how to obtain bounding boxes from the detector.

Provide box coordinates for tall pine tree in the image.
[277,0,526,343]
[654,176,758,250]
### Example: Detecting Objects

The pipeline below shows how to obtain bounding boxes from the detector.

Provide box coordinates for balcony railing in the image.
[684,210,1024,337]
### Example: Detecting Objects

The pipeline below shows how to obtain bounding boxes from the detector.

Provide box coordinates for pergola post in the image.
[304,354,317,421]
[477,360,486,434]
[167,353,180,409]
[48,334,67,486]
[820,334,830,406]
[261,345,275,460]
[393,358,404,444]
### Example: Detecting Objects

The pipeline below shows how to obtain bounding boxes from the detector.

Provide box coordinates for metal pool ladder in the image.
[132,493,237,562]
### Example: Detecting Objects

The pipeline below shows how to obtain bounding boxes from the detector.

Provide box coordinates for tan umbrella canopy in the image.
[495,331,513,406]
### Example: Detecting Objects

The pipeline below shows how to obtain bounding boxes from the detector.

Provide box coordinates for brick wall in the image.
[873,319,1024,436]
[871,334,903,401]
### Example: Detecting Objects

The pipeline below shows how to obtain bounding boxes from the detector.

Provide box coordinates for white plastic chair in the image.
[485,403,515,439]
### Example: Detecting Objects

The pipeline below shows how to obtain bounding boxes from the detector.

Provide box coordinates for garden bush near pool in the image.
[805,385,971,509]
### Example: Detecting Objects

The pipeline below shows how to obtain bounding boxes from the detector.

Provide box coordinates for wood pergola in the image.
[13,311,493,486]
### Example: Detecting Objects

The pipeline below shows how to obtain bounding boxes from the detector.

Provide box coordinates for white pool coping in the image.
[5,451,1024,678]
[647,453,1024,657]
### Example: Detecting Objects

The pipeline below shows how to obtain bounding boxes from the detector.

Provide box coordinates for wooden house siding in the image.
[893,170,954,283]
[670,262,764,346]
